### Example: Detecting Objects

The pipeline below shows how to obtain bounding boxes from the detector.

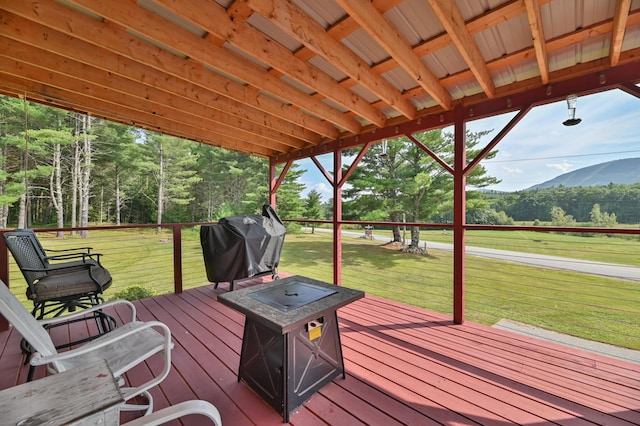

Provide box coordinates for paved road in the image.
[317,228,640,282]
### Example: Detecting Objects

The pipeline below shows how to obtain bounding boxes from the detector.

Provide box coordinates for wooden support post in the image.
[453,107,466,324]
[333,149,342,286]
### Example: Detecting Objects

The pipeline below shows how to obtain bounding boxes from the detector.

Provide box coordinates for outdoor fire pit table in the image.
[217,275,364,422]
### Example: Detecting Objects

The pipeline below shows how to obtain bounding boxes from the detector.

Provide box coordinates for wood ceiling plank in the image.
[397,7,640,109]
[0,36,307,150]
[0,0,638,161]
[0,10,317,148]
[0,56,293,154]
[0,72,275,156]
[363,0,534,85]
[288,0,403,64]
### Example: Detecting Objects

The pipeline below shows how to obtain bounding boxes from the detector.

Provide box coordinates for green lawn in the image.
[365,228,640,266]
[7,227,639,351]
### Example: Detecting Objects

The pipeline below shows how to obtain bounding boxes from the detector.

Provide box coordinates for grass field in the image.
[354,227,640,265]
[6,227,639,350]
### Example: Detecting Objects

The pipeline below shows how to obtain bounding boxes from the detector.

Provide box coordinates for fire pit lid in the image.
[250,281,337,312]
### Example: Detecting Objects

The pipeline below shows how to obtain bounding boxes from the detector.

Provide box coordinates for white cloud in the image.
[503,166,523,174]
[546,160,574,174]
[314,182,332,200]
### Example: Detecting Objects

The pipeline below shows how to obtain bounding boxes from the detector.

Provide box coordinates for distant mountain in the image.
[528,158,640,190]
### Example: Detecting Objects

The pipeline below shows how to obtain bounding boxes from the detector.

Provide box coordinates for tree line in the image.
[488,184,640,224]
[0,96,320,231]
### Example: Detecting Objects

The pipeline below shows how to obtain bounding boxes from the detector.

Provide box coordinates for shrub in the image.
[111,285,156,301]
[284,222,302,234]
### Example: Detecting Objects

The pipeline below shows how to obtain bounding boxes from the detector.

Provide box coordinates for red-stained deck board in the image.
[340,303,612,425]
[0,277,639,426]
[347,294,640,422]
[343,296,638,425]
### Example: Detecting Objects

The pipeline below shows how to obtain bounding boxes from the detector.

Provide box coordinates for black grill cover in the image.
[200,205,286,283]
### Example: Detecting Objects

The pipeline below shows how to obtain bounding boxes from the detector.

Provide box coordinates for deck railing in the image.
[1,222,639,358]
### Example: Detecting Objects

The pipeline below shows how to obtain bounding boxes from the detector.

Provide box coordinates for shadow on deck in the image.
[1,275,639,425]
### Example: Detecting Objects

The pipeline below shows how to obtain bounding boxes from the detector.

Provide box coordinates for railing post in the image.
[173,225,183,294]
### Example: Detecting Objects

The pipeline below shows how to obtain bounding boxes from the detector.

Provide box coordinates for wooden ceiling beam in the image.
[335,0,452,111]
[364,0,537,79]
[0,0,637,161]
[428,0,496,98]
[241,0,414,121]
[0,57,293,154]
[287,0,403,64]
[610,0,632,66]
[0,38,307,151]
[524,0,549,84]
[65,0,361,134]
[0,73,275,157]
[336,0,529,101]
[156,0,387,127]
[396,9,640,107]
[0,0,341,140]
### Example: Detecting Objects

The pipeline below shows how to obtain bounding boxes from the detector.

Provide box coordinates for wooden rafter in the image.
[243,0,415,121]
[64,0,362,134]
[156,0,389,127]
[0,1,339,146]
[2,38,309,148]
[428,0,496,98]
[392,9,640,111]
[0,72,276,156]
[524,0,549,84]
[610,0,632,66]
[335,0,452,111]
[290,0,404,64]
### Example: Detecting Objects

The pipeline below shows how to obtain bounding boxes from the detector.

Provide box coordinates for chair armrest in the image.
[38,299,137,326]
[22,262,93,274]
[45,246,93,254]
[30,320,172,366]
[121,400,222,426]
[45,252,103,265]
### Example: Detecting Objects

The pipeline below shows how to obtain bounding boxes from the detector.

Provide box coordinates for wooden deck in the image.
[1,276,639,425]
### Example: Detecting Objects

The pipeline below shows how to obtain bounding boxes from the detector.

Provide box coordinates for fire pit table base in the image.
[240,310,344,421]
[217,276,364,422]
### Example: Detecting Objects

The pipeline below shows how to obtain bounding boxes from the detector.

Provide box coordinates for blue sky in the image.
[296,88,640,199]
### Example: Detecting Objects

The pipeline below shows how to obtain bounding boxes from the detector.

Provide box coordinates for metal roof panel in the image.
[386,0,443,44]
[293,0,346,28]
[246,13,304,52]
[382,67,422,92]
[307,56,349,82]
[342,29,389,65]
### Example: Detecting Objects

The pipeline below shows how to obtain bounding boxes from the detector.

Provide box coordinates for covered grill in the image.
[200,205,286,291]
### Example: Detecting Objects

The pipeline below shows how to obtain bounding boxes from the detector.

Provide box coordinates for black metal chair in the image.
[3,229,113,319]
[3,229,118,379]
